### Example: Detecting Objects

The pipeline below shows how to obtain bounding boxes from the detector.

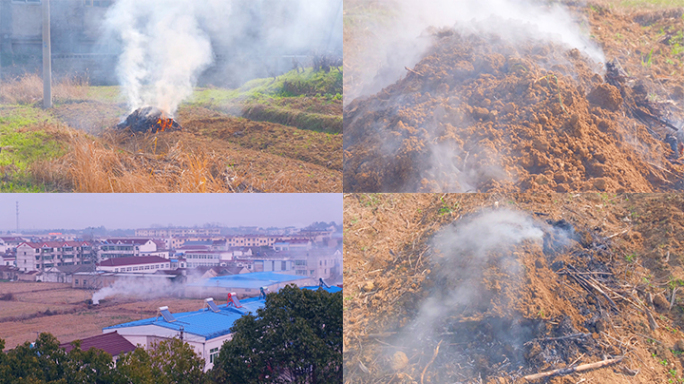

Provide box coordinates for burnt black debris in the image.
[605,58,683,160]
[117,106,182,134]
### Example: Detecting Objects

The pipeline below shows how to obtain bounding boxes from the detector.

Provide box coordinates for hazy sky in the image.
[0,194,342,231]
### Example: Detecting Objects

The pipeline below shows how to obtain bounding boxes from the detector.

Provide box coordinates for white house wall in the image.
[103,324,232,371]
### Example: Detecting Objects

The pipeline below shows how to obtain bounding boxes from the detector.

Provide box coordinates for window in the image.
[210,348,219,364]
[281,261,286,270]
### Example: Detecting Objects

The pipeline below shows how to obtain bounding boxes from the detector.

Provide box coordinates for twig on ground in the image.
[421,340,442,384]
[522,357,623,382]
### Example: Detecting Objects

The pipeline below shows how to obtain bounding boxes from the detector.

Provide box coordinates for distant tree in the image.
[0,333,70,384]
[117,338,207,384]
[211,285,342,383]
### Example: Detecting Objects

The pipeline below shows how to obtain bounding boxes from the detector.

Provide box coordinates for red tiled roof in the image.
[99,256,169,267]
[61,331,136,357]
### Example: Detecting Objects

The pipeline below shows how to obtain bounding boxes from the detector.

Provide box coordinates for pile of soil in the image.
[344,28,684,192]
[344,193,684,384]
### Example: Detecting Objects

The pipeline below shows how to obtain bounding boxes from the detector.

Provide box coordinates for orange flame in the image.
[156,115,174,132]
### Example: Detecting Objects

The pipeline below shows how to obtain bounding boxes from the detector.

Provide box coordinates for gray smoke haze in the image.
[390,209,578,366]
[92,277,185,305]
[426,141,512,192]
[411,209,544,329]
[102,0,342,115]
[349,0,603,102]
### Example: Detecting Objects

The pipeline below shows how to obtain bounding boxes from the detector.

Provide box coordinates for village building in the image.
[103,284,339,371]
[15,241,95,272]
[97,239,157,260]
[97,256,172,274]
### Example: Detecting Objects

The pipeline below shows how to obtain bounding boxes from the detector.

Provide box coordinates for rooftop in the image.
[187,271,308,290]
[302,285,342,293]
[99,256,169,267]
[103,297,266,340]
[61,331,136,357]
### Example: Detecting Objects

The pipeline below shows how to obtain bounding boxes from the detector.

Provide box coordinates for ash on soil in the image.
[344,193,684,384]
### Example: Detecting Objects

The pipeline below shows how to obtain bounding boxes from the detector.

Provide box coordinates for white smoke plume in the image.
[350,0,604,101]
[104,0,216,115]
[102,0,342,115]
[412,209,544,328]
[91,277,184,305]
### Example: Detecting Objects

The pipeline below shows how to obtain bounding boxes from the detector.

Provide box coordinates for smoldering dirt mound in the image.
[343,194,684,384]
[343,31,684,193]
[375,217,616,383]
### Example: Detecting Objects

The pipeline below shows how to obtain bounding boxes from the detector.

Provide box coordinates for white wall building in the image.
[97,256,172,273]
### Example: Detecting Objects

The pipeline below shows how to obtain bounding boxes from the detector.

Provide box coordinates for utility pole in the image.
[15,201,19,233]
[42,0,52,109]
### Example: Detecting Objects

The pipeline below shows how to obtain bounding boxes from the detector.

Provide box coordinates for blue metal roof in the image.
[186,271,306,290]
[103,297,265,340]
[303,285,342,293]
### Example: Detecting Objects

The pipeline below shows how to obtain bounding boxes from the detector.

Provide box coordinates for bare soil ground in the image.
[0,75,342,193]
[344,193,684,383]
[0,282,204,350]
[343,1,684,193]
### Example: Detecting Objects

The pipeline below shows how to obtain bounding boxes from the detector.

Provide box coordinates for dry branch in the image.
[522,357,624,382]
[421,340,442,384]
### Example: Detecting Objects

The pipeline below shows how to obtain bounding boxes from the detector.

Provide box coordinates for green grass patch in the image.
[241,104,342,134]
[0,105,66,192]
[612,0,684,8]
[85,86,124,103]
[191,67,343,105]
[344,0,399,28]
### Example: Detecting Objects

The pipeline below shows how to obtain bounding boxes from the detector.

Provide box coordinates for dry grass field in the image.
[0,281,205,350]
[0,70,342,193]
